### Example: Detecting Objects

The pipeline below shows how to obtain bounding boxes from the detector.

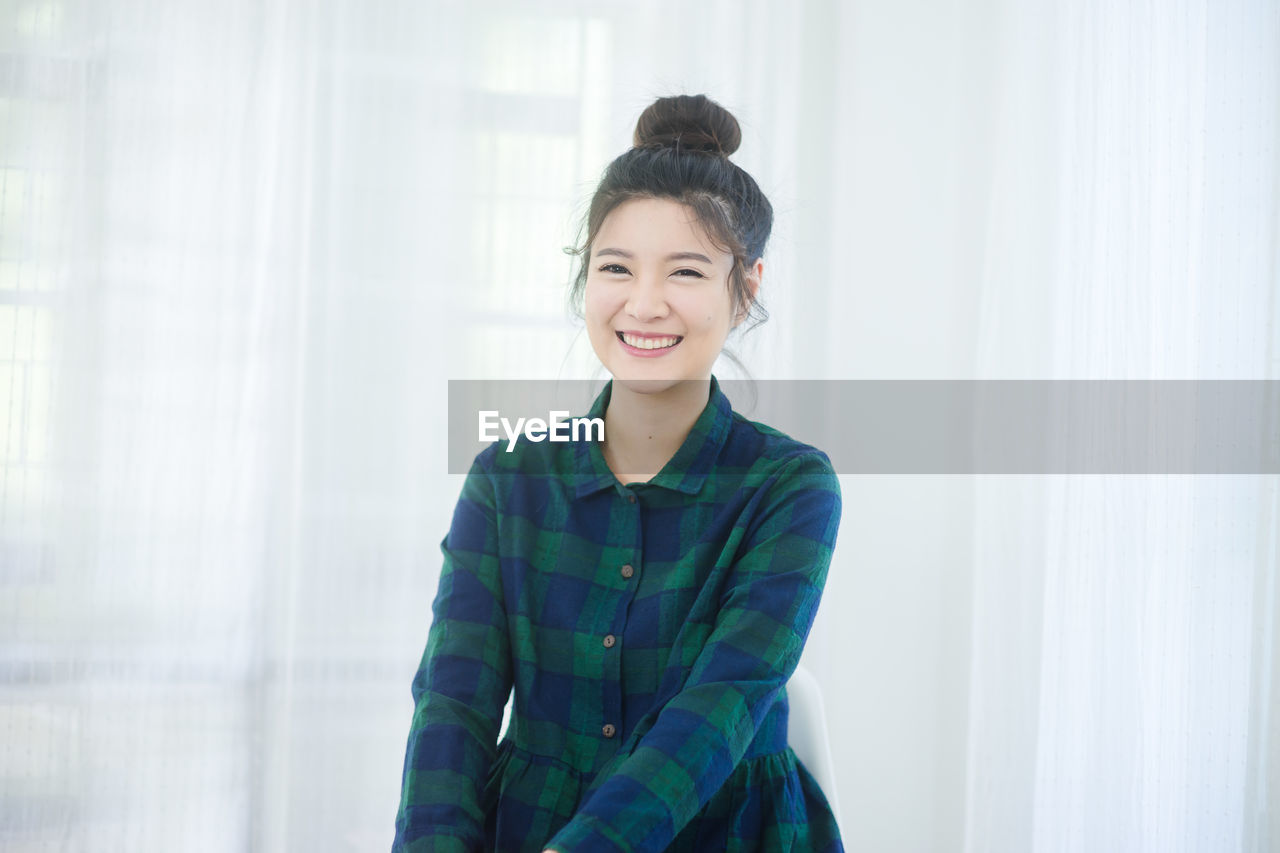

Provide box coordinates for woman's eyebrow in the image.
[594,248,714,264]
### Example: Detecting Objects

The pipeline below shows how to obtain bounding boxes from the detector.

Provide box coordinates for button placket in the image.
[600,485,640,747]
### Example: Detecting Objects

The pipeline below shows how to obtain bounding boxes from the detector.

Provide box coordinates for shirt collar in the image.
[571,375,733,499]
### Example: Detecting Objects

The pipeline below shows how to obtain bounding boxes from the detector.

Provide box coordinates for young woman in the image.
[394,94,844,853]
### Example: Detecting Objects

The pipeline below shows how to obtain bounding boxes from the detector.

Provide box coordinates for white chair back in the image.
[786,663,842,827]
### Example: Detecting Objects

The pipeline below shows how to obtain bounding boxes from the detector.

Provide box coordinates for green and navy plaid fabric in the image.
[394,375,844,852]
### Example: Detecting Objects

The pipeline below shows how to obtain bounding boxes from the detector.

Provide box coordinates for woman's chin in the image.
[613,377,679,394]
[608,374,710,396]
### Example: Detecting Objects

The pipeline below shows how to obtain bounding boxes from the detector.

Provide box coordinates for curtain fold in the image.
[967,0,1279,851]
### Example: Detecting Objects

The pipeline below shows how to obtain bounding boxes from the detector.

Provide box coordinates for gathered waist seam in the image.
[498,735,795,770]
[496,737,597,778]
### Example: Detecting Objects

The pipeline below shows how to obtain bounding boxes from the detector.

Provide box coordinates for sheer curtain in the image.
[963,1,1278,852]
[1,1,1275,852]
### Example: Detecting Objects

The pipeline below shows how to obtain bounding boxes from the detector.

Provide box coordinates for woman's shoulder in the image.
[468,422,583,476]
[459,421,598,514]
[723,410,839,483]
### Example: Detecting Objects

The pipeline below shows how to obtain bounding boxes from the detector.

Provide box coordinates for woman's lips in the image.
[616,330,682,357]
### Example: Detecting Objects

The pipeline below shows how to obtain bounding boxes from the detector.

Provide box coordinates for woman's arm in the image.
[394,453,512,851]
[544,451,842,853]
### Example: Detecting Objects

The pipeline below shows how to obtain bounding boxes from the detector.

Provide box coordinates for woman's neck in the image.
[601,378,711,485]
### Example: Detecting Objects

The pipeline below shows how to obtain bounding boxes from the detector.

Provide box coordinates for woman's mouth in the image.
[617,331,683,356]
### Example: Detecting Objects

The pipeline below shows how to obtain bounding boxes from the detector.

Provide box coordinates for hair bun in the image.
[632,94,742,157]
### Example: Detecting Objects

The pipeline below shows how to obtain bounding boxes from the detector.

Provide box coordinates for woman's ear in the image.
[733,258,764,328]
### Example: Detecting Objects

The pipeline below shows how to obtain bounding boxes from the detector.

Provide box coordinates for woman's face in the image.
[584,197,753,390]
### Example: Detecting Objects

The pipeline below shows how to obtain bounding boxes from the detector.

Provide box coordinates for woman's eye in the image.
[595,264,705,278]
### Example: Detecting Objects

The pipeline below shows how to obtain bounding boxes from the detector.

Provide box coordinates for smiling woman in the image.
[584,197,760,382]
[393,94,844,853]
[581,194,765,485]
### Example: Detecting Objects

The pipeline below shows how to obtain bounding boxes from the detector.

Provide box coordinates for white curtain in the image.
[962,1,1278,851]
[0,1,1275,851]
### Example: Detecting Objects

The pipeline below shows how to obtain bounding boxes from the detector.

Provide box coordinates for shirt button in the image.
[602,634,616,648]
[602,723,616,738]
[620,564,634,579]
[627,494,637,503]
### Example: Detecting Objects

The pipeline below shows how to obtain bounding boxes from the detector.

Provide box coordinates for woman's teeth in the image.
[620,332,681,350]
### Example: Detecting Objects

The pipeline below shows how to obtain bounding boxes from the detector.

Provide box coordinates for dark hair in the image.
[565,94,773,373]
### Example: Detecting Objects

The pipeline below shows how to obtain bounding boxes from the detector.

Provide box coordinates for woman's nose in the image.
[625,275,669,320]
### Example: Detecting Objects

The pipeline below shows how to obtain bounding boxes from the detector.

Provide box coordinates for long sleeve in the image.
[544,451,842,853]
[394,453,512,851]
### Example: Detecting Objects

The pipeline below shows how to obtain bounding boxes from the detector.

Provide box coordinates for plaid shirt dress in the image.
[394,375,844,852]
